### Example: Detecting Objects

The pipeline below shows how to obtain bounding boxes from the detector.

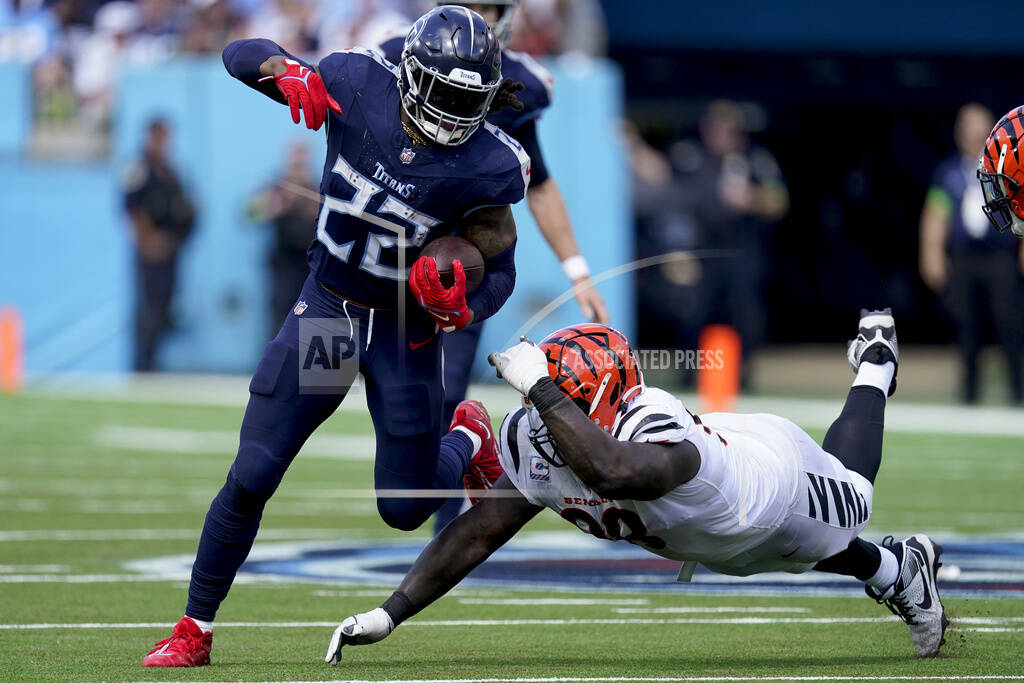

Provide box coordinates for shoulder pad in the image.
[481,121,531,202]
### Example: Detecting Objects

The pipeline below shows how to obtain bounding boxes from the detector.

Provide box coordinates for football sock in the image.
[852,361,894,394]
[822,385,886,484]
[813,537,882,580]
[452,425,482,455]
[185,616,214,633]
[865,544,900,591]
[435,430,474,489]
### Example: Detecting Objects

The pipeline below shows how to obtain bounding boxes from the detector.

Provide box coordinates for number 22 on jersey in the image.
[316,154,440,281]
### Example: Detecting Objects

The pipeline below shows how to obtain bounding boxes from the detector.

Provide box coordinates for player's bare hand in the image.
[488,337,549,396]
[259,58,341,131]
[572,277,609,324]
[325,607,394,666]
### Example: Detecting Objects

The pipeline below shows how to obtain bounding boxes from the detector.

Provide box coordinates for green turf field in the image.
[1,388,1023,683]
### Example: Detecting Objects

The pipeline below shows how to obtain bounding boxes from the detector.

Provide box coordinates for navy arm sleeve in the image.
[467,241,516,323]
[222,38,311,105]
[509,120,549,188]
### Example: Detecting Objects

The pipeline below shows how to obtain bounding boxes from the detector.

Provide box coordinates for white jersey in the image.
[497,387,874,576]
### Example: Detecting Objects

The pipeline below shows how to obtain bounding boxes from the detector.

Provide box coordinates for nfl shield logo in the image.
[400,147,416,164]
[293,301,308,315]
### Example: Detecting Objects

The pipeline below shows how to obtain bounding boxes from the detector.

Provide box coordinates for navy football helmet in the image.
[400,5,502,146]
[433,1,518,43]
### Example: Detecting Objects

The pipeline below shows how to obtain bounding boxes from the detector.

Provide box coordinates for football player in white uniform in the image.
[325,310,948,663]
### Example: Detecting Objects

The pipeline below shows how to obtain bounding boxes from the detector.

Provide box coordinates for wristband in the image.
[527,377,567,414]
[381,590,416,626]
[561,255,590,282]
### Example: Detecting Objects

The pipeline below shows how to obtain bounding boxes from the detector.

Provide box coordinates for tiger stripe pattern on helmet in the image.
[979,105,1024,234]
[538,323,644,431]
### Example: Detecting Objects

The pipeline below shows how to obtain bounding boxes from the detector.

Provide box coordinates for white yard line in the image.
[94,425,377,459]
[0,528,354,542]
[122,676,1024,683]
[458,598,650,606]
[5,616,1024,629]
[613,607,810,614]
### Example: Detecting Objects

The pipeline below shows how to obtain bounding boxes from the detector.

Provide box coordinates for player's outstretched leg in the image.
[815,309,947,657]
[451,399,502,504]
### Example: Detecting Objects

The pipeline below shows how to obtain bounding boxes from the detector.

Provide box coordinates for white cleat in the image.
[866,534,949,658]
[847,307,899,396]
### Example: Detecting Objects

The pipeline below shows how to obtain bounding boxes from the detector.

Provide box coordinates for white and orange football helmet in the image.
[978,105,1024,237]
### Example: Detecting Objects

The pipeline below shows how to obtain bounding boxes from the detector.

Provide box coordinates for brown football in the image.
[419,236,485,293]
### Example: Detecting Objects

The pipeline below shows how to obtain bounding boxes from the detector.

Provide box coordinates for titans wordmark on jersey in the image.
[497,387,875,576]
[309,47,530,308]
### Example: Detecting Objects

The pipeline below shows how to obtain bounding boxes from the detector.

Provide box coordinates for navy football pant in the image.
[432,321,485,532]
[186,275,473,621]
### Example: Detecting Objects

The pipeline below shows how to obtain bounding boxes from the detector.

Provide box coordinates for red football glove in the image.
[409,256,473,333]
[258,58,341,131]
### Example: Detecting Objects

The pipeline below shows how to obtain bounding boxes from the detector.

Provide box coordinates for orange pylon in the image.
[697,324,741,413]
[0,307,24,394]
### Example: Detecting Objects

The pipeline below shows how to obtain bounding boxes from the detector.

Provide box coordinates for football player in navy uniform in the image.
[142,7,531,667]
[380,0,609,533]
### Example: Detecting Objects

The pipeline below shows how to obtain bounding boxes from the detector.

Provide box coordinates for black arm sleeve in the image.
[222,38,310,104]
[509,119,549,188]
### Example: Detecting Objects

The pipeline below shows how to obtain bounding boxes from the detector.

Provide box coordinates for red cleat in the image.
[142,617,212,667]
[451,399,503,504]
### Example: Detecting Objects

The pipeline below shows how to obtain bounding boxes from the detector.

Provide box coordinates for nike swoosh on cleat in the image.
[908,545,933,610]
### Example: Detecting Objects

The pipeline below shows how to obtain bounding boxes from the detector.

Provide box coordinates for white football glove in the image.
[488,337,549,396]
[325,607,394,666]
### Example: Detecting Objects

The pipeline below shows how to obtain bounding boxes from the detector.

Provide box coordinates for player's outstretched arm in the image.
[325,476,540,665]
[222,39,340,130]
[490,341,700,500]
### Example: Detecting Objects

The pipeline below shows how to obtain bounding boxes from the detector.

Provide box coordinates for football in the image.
[419,235,485,293]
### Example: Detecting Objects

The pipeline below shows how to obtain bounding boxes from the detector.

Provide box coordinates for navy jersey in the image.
[379,35,553,132]
[309,47,530,307]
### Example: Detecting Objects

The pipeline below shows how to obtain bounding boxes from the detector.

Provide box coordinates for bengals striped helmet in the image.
[537,323,644,430]
[979,105,1024,236]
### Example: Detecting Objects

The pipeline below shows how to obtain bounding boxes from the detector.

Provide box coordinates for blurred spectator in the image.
[179,0,245,55]
[74,1,171,128]
[32,53,76,122]
[247,141,318,334]
[123,118,196,372]
[242,0,316,55]
[919,103,1024,403]
[316,0,409,55]
[0,0,60,62]
[509,0,605,57]
[684,101,787,385]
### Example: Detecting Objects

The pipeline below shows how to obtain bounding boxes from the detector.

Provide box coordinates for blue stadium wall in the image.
[0,57,629,378]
